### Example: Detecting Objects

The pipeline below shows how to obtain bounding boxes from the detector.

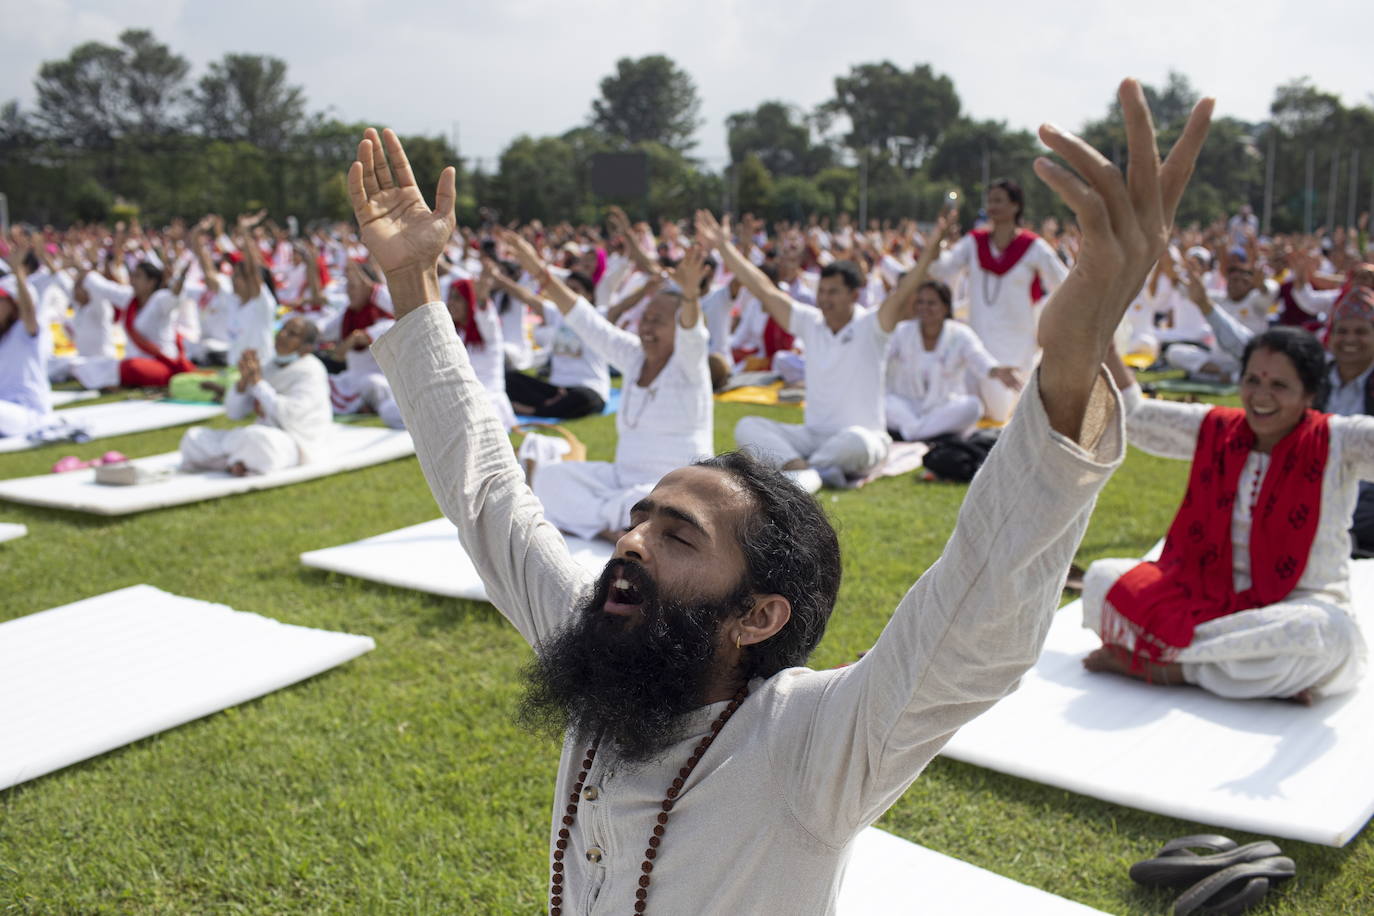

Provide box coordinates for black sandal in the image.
[1173,855,1296,915]
[1129,835,1282,888]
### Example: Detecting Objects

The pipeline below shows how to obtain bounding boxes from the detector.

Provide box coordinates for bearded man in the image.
[349,77,1213,913]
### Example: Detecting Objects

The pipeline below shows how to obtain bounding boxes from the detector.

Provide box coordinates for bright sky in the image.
[3,0,1370,170]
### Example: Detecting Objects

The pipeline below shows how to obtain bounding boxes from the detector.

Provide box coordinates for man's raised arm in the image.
[347,127,592,647]
[694,210,799,334]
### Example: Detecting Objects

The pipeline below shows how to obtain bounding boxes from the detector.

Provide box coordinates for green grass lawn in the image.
[1,395,1370,914]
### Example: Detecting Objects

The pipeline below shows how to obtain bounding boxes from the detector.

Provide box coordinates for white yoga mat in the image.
[837,827,1106,915]
[0,425,414,516]
[301,517,614,602]
[940,559,1374,847]
[51,390,99,406]
[0,400,224,453]
[0,522,26,543]
[0,584,375,792]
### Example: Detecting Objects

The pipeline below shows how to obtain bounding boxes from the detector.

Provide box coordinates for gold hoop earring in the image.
[735,632,743,650]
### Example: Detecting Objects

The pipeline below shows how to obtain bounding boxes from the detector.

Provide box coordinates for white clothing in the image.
[0,298,53,436]
[227,289,278,368]
[543,303,612,403]
[1292,283,1342,319]
[533,461,655,542]
[1082,385,1372,699]
[464,301,516,431]
[371,301,1124,916]
[885,394,982,443]
[497,294,534,370]
[929,232,1069,374]
[885,319,999,435]
[196,274,238,356]
[790,302,890,437]
[729,292,768,359]
[735,415,890,478]
[564,298,712,482]
[1210,282,1277,337]
[179,425,300,475]
[700,285,734,359]
[1165,343,1240,381]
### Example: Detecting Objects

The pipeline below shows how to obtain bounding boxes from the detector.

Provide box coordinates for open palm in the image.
[348,127,455,274]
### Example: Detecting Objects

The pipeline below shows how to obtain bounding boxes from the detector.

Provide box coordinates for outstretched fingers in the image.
[366,128,394,190]
[1033,157,1111,240]
[1120,78,1163,234]
[434,166,456,220]
[1039,122,1131,235]
[382,128,416,189]
[1160,97,1216,222]
[356,137,380,199]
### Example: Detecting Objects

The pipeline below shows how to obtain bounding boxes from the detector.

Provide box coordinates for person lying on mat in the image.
[179,318,332,477]
[885,211,1022,443]
[348,76,1210,912]
[1082,329,1371,703]
[0,242,54,437]
[497,227,713,543]
[697,211,911,492]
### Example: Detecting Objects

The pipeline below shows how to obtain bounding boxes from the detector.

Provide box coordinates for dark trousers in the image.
[505,371,605,419]
[1352,482,1374,558]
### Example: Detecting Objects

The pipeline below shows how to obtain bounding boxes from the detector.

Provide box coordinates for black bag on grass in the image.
[921,429,1001,483]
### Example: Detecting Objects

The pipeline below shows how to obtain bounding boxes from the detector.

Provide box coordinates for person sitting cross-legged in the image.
[884,212,1022,442]
[499,228,713,542]
[698,209,943,491]
[179,317,332,477]
[1082,332,1371,702]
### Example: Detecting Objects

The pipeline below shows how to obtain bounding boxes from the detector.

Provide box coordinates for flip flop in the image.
[51,455,92,474]
[1130,837,1283,888]
[1173,855,1295,916]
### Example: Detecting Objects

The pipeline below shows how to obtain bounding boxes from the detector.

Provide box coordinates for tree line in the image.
[2,29,1371,233]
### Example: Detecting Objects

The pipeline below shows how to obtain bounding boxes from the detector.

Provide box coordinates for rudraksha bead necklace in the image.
[549,684,750,916]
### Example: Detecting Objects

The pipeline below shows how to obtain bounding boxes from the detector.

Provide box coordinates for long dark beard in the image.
[518,559,750,763]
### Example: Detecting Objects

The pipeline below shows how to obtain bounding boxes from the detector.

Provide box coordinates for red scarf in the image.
[122,293,189,371]
[971,228,1046,303]
[341,285,394,340]
[1105,406,1330,661]
[448,277,484,349]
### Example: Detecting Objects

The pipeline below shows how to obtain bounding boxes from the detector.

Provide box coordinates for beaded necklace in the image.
[549,684,750,916]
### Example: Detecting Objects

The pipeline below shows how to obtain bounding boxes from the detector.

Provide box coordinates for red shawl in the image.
[123,294,189,371]
[1105,406,1331,661]
[341,285,394,342]
[448,277,484,349]
[971,228,1046,303]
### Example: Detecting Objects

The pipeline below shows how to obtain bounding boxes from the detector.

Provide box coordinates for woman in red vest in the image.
[1082,328,1371,703]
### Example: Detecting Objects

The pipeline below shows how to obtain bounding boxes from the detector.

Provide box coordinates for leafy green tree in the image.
[824,62,960,169]
[735,153,774,215]
[34,40,131,148]
[194,54,306,151]
[590,55,701,151]
[726,101,831,177]
[814,167,857,215]
[771,176,828,222]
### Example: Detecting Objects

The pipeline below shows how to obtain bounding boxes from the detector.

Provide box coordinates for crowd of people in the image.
[1,141,1371,709]
[3,77,1372,912]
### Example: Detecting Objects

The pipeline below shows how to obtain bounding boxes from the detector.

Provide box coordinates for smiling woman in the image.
[1083,330,1373,702]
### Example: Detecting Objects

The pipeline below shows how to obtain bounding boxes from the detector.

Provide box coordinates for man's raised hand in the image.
[693,210,729,252]
[347,127,455,314]
[1031,78,1213,440]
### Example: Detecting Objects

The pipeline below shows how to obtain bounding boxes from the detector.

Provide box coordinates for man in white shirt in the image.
[1165,258,1277,381]
[344,80,1210,912]
[699,213,906,491]
[179,317,332,476]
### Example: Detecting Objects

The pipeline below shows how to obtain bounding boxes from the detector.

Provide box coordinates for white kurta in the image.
[885,319,998,417]
[372,301,1123,916]
[533,299,712,539]
[1082,386,1371,698]
[180,353,333,474]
